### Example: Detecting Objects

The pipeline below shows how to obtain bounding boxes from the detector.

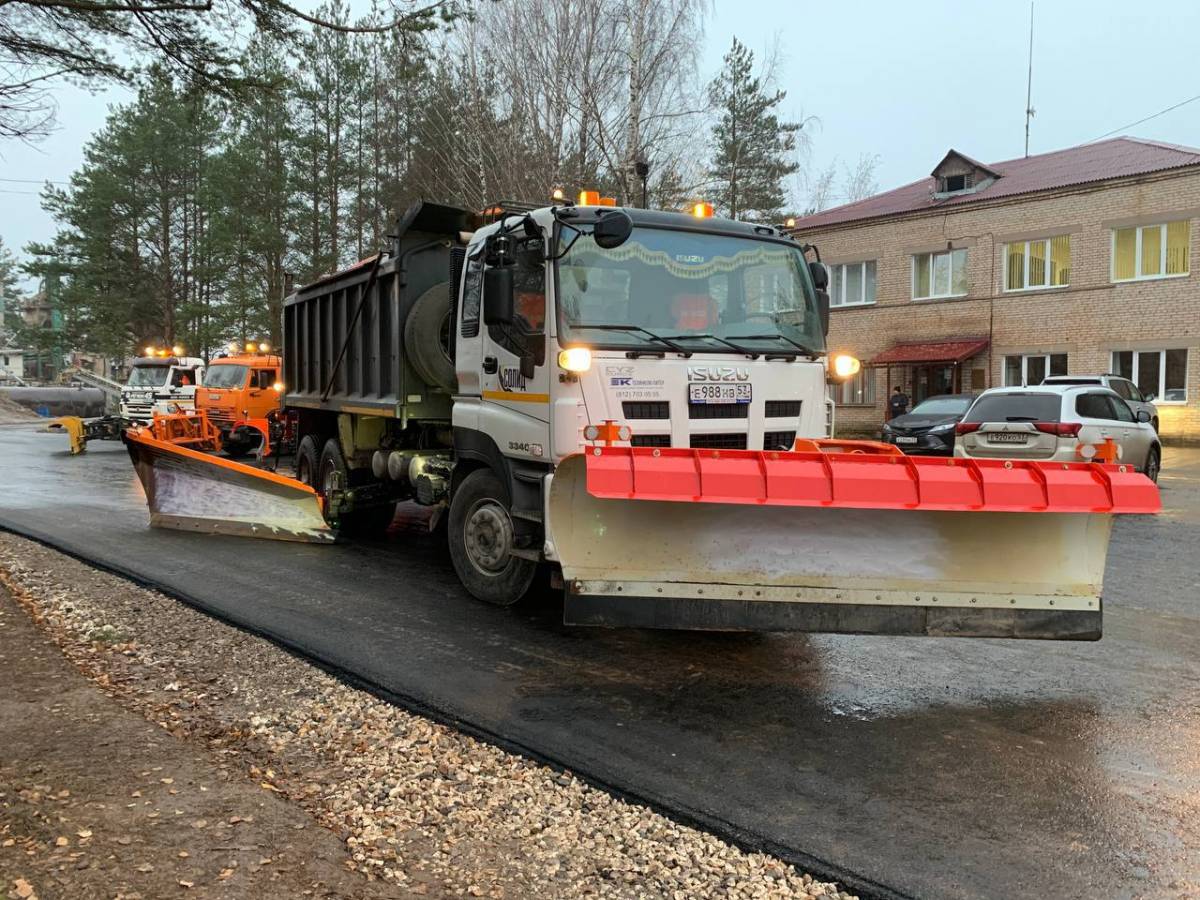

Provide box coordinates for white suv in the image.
[955,385,1161,482]
[1041,374,1159,431]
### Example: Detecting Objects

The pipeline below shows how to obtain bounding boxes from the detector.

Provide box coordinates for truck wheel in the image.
[295,435,321,487]
[448,468,536,606]
[318,438,395,535]
[404,281,457,394]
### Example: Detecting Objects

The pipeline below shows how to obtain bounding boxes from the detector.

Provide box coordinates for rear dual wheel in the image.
[448,468,536,606]
[297,434,395,535]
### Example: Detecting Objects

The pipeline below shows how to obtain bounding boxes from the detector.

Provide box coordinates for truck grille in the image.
[763,430,797,450]
[688,402,748,419]
[690,433,748,450]
[765,400,801,418]
[622,401,669,419]
[631,434,671,447]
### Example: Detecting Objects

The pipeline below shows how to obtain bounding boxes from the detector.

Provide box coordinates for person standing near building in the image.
[889,385,909,420]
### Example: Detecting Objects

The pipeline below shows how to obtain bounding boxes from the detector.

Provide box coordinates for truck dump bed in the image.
[282,202,469,420]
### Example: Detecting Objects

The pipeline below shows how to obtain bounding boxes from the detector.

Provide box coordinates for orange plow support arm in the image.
[547,447,1159,639]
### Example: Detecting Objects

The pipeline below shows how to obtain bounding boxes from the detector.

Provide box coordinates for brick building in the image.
[791,136,1200,441]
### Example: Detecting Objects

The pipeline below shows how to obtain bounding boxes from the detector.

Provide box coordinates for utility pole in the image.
[1024,2,1035,157]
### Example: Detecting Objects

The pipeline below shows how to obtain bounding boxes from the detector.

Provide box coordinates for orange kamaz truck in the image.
[196,347,283,457]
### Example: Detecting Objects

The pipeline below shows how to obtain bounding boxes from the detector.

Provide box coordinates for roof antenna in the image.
[1024,2,1036,157]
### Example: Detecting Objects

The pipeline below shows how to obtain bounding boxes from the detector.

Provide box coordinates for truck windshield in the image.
[127,365,169,387]
[555,227,823,354]
[203,364,248,389]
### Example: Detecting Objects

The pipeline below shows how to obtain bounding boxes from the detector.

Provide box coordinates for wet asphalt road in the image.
[1,424,1198,900]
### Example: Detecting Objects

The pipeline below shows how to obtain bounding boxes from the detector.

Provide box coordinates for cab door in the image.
[478,239,551,461]
[248,368,277,418]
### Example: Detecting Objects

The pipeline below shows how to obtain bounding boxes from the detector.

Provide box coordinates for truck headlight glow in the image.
[273,381,285,392]
[830,353,861,380]
[558,347,592,373]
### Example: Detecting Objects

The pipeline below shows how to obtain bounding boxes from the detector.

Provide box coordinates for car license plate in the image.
[988,432,1028,443]
[895,436,918,445]
[689,383,751,404]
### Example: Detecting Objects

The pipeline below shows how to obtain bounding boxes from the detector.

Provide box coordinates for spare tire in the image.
[404,281,457,394]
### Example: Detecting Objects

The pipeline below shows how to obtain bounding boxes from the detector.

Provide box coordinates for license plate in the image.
[895,436,918,445]
[689,383,751,404]
[988,432,1028,443]
[209,393,222,401]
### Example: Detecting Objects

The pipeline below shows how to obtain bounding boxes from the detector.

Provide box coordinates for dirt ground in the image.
[0,584,412,900]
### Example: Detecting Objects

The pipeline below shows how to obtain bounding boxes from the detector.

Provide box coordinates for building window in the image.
[1005,236,1070,291]
[1003,353,1067,386]
[827,261,877,307]
[1111,349,1188,402]
[834,369,876,406]
[912,249,967,299]
[1111,222,1190,281]
[940,173,971,193]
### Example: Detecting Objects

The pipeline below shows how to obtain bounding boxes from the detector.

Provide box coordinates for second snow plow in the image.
[124,413,331,543]
[548,446,1160,639]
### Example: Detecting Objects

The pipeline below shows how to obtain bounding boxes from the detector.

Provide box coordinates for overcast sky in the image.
[4,0,1200,288]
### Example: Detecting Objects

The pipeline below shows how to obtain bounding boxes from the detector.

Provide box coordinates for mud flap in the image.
[125,428,333,543]
[547,449,1160,639]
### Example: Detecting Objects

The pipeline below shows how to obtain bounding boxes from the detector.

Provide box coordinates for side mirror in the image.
[483,266,514,326]
[816,289,830,337]
[1136,409,1152,423]
[592,210,633,249]
[808,260,829,289]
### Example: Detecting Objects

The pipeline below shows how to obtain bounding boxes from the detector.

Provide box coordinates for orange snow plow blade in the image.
[548,447,1159,639]
[124,423,332,544]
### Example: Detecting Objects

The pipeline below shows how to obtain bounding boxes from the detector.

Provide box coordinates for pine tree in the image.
[707,38,800,221]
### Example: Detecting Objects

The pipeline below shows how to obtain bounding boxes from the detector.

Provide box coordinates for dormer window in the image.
[941,173,970,193]
[931,150,998,199]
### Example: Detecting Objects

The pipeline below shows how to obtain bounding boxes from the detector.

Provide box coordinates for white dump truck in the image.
[125,200,1159,639]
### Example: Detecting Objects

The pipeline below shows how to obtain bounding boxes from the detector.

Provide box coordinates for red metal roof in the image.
[869,339,989,366]
[794,137,1200,231]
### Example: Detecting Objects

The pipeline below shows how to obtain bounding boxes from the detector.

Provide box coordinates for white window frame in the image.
[1110,223,1190,283]
[1004,238,1069,292]
[826,261,876,307]
[1002,353,1068,386]
[1110,349,1189,404]
[911,249,968,300]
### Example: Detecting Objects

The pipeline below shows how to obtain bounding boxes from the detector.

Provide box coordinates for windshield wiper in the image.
[573,324,690,355]
[731,333,823,357]
[659,333,761,358]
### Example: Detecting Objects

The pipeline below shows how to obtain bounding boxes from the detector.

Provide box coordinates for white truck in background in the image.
[119,353,205,422]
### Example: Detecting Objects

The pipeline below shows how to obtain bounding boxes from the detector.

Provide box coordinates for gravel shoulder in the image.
[0,533,854,900]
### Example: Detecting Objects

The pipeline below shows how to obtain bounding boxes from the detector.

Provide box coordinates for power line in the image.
[1089,91,1200,143]
[0,177,69,185]
[0,188,43,195]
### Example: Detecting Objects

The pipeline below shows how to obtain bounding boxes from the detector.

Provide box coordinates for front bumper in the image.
[882,429,955,455]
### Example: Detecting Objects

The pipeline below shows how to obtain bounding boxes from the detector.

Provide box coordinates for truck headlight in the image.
[829,353,861,380]
[558,347,592,373]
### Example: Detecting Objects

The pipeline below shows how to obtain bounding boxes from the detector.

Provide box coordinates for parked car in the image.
[1041,373,1159,431]
[954,385,1161,482]
[880,393,976,455]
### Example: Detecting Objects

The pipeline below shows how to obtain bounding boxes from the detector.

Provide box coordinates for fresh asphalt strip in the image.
[0,520,913,900]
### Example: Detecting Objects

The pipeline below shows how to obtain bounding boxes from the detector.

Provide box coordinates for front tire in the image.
[1143,446,1161,484]
[448,468,536,606]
